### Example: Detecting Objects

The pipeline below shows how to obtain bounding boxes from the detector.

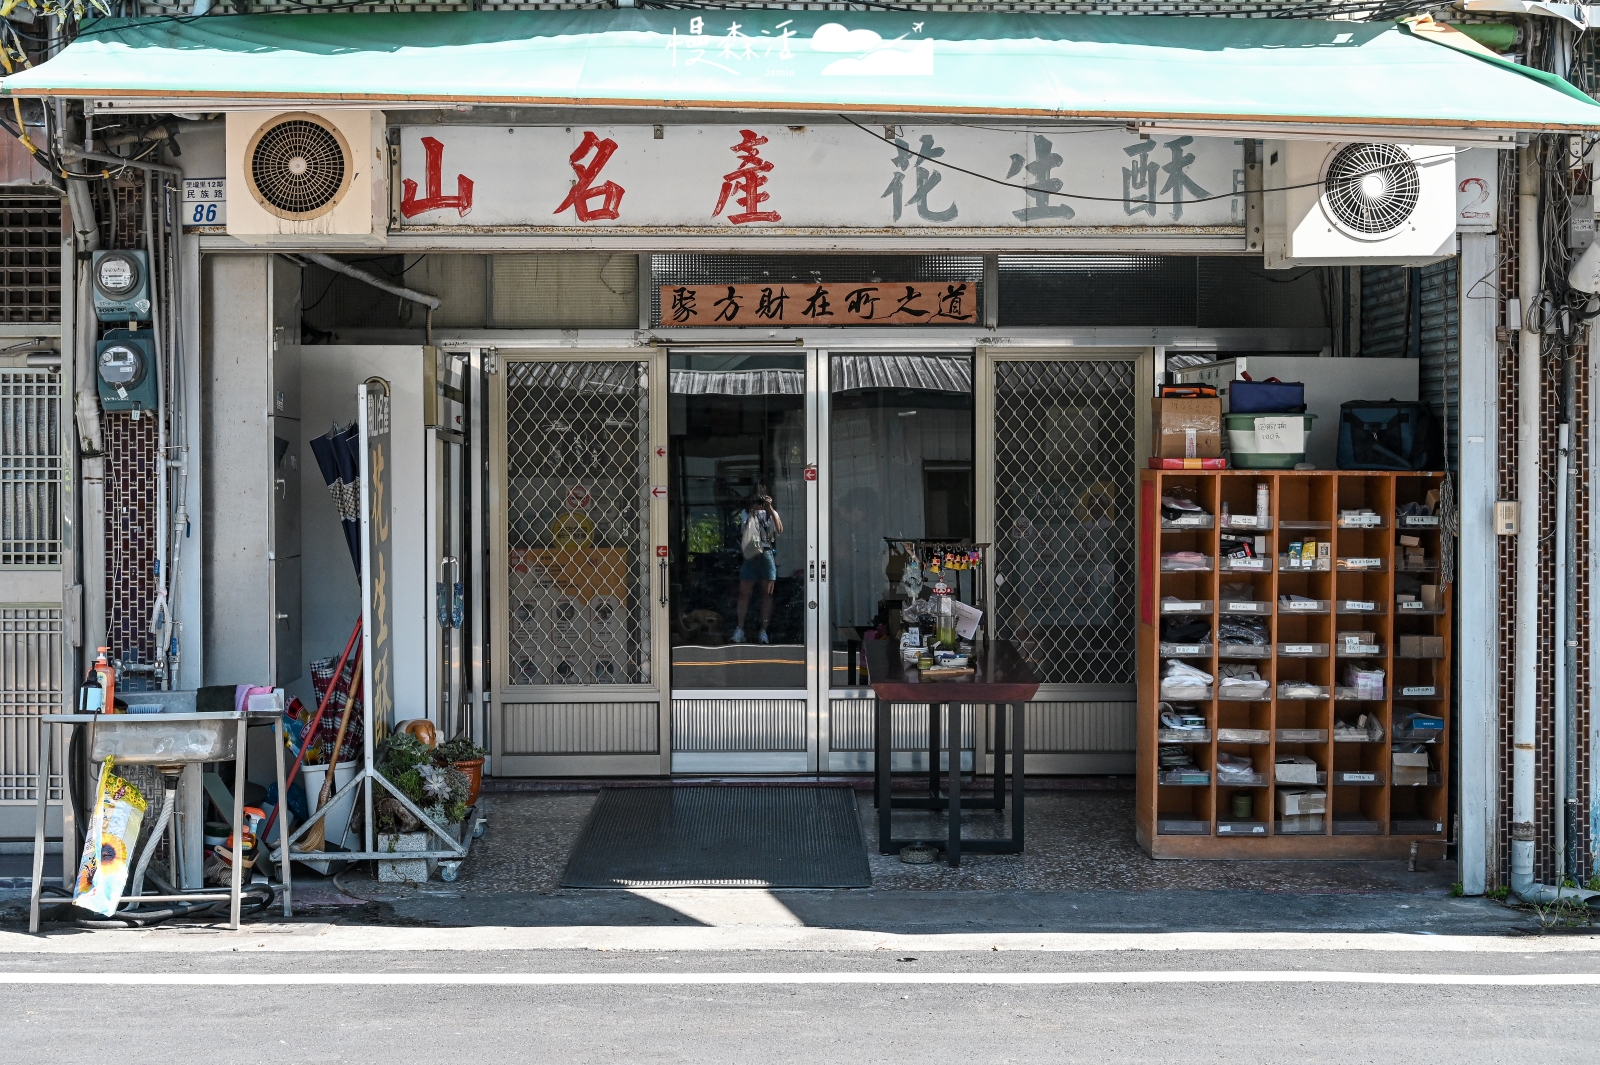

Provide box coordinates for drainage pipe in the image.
[1512,136,1540,901]
[66,177,106,656]
[299,253,441,310]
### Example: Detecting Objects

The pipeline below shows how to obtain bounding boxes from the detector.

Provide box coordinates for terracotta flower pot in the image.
[454,757,485,807]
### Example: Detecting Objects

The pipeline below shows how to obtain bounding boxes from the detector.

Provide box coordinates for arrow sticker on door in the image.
[650,485,667,500]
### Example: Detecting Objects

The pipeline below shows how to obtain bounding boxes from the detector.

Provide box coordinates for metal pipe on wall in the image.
[66,177,106,657]
[143,172,171,688]
[1512,144,1540,899]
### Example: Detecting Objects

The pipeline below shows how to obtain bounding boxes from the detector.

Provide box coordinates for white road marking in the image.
[0,971,1597,987]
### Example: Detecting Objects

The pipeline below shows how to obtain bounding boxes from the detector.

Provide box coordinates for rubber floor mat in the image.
[560,786,871,888]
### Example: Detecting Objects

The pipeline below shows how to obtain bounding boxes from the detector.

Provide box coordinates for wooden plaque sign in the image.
[659,282,977,326]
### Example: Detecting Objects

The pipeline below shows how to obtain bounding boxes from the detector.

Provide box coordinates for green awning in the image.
[5,11,1598,131]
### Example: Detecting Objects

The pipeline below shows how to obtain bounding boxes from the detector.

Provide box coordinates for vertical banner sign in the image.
[359,378,394,744]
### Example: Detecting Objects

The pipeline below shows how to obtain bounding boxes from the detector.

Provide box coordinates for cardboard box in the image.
[1400,634,1445,658]
[1278,814,1326,833]
[1275,757,1321,784]
[1277,788,1328,816]
[1420,584,1440,610]
[1393,765,1431,786]
[1152,398,1222,459]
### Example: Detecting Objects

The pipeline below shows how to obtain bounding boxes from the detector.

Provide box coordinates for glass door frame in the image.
[665,345,824,774]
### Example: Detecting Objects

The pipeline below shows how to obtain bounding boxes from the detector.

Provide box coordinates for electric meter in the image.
[96,331,158,414]
[90,250,152,322]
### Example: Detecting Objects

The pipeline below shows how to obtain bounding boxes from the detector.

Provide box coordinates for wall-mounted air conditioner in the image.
[1263,140,1456,268]
[225,110,386,245]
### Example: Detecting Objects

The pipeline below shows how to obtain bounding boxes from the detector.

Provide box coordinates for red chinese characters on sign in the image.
[660,282,976,326]
[401,136,474,218]
[712,129,780,225]
[555,132,625,222]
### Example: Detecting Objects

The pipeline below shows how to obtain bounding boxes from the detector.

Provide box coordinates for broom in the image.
[301,665,361,853]
[259,619,360,848]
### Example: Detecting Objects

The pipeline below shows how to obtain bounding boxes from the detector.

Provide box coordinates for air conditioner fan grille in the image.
[250,119,346,217]
[1323,142,1420,237]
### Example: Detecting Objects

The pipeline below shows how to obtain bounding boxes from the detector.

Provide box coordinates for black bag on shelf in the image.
[1336,400,1441,471]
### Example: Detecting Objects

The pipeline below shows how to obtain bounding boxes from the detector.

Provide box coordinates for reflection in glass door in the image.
[668,351,815,772]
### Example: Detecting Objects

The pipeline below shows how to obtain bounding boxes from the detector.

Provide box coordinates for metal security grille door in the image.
[980,353,1144,774]
[1,371,60,567]
[493,355,667,776]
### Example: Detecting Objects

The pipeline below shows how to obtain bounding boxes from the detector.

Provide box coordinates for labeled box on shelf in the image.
[1274,756,1322,784]
[1277,788,1327,817]
[1152,397,1222,459]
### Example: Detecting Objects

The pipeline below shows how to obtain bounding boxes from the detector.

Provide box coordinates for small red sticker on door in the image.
[656,545,669,558]
[804,465,818,482]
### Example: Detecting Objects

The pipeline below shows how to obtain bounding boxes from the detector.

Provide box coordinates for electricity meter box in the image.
[96,330,158,414]
[91,249,152,322]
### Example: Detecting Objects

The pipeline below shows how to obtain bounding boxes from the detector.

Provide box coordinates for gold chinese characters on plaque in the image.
[659,282,977,326]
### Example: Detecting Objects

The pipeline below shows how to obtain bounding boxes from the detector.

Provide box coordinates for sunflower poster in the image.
[73,758,147,917]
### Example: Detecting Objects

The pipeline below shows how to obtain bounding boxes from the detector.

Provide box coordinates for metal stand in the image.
[874,698,1025,866]
[29,710,290,933]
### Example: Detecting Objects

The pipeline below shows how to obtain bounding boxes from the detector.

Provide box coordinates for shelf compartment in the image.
[1219,555,1272,574]
[1215,821,1269,836]
[1277,683,1330,700]
[1336,598,1386,615]
[1217,643,1271,659]
[1217,727,1270,744]
[1278,728,1328,743]
[1159,598,1214,615]
[1160,554,1214,573]
[1278,598,1331,615]
[1160,641,1215,658]
[1332,770,1386,786]
[1277,642,1329,658]
[1157,819,1211,835]
[1157,728,1213,743]
[1219,599,1273,615]
[1331,819,1385,835]
[1158,770,1212,786]
[1220,514,1273,531]
[1392,819,1445,835]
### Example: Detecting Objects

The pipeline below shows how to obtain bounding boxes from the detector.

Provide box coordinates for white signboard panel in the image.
[397,125,1245,232]
[1455,146,1499,234]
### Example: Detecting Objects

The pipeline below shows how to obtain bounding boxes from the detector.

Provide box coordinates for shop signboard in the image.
[397,124,1244,232]
[359,378,395,737]
[658,280,976,325]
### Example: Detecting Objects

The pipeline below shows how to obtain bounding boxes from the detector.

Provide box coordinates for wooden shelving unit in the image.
[1136,470,1451,858]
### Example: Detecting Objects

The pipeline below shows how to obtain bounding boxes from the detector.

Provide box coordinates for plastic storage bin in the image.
[1225,413,1316,469]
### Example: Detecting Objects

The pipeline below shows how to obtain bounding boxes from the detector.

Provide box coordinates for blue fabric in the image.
[1230,379,1305,414]
[741,550,777,582]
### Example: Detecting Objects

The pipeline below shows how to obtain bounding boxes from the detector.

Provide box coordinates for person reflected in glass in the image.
[734,484,784,644]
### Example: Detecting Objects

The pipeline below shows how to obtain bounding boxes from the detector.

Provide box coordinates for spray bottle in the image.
[92,647,117,714]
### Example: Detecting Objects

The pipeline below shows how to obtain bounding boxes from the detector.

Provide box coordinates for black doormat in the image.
[561,786,872,888]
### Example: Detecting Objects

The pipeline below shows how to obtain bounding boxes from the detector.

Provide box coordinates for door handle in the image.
[809,560,816,582]
[275,478,287,499]
[820,560,827,582]
[659,557,669,607]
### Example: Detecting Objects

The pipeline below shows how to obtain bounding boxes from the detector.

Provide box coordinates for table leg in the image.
[28,721,51,934]
[229,717,247,930]
[876,694,892,854]
[992,701,1006,812]
[947,700,962,867]
[1012,703,1025,850]
[927,700,938,798]
[272,716,293,917]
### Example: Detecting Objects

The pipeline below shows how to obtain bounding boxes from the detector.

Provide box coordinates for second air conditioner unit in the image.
[1263,140,1456,269]
[225,110,387,245]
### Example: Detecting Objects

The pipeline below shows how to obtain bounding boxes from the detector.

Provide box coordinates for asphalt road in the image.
[5,947,1599,1064]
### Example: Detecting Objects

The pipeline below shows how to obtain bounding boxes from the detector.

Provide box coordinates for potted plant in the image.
[437,734,488,807]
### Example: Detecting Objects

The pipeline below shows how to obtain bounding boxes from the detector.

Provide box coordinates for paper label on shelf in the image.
[1342,600,1376,611]
[1224,601,1264,613]
[1229,515,1258,527]
[1284,600,1320,610]
[1402,686,1437,697]
[1169,514,1206,526]
[1342,772,1377,783]
[1218,824,1267,835]
[1162,601,1206,612]
[1282,644,1315,655]
[1402,516,1440,527]
[1167,644,1205,655]
[1252,416,1304,454]
[1340,515,1382,527]
[1230,557,1266,570]
[1343,557,1382,568]
[1399,601,1426,611]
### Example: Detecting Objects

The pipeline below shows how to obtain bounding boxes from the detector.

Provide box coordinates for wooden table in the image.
[864,639,1040,866]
